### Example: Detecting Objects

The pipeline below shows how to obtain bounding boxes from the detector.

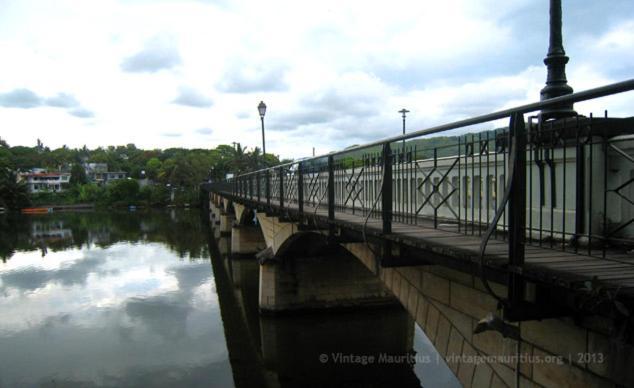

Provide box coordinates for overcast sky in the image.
[0,0,633,159]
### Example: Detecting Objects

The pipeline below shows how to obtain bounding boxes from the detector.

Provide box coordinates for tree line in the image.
[0,138,286,210]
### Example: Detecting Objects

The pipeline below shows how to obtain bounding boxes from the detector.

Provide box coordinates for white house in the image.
[19,172,71,193]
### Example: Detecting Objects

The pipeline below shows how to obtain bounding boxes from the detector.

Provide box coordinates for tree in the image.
[0,168,30,210]
[78,183,104,203]
[106,179,139,205]
[69,163,87,185]
[145,157,162,180]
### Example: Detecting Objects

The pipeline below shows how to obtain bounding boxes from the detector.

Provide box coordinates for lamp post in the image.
[258,101,267,158]
[540,0,575,119]
[398,108,409,153]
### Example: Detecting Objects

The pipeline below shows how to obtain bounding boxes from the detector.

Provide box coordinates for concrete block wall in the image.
[343,242,626,388]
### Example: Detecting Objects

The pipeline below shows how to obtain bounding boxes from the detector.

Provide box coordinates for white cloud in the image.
[172,86,213,108]
[0,0,631,159]
[45,93,80,108]
[68,107,95,119]
[121,36,182,73]
[0,88,42,108]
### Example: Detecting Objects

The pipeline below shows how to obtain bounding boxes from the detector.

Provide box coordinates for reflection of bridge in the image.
[203,80,634,388]
[206,221,441,387]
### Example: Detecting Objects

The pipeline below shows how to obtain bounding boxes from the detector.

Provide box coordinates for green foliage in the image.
[145,157,162,179]
[70,163,87,185]
[0,138,285,209]
[78,183,105,203]
[106,179,140,205]
[140,184,169,207]
[30,191,75,206]
[0,168,30,210]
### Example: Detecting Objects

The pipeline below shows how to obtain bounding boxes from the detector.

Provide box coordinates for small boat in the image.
[21,207,53,214]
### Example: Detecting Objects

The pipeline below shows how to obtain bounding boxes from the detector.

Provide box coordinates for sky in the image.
[0,0,633,160]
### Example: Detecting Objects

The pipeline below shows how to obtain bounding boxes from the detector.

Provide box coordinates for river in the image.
[0,210,459,387]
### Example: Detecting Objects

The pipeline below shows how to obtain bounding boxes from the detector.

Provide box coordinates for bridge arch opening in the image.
[274,231,339,259]
[237,208,256,226]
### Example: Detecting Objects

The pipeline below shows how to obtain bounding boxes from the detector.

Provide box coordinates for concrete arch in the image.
[274,231,337,259]
[233,203,256,226]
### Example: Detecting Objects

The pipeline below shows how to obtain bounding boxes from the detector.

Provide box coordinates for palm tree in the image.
[0,168,30,210]
[229,143,249,174]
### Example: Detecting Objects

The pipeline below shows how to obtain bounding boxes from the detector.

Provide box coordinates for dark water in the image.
[0,210,459,387]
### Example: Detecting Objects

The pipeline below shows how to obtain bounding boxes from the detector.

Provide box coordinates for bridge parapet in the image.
[205,81,634,316]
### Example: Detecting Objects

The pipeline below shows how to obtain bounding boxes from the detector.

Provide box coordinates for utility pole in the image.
[398,108,409,153]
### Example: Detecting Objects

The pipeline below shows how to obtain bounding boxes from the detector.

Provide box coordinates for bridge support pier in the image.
[259,251,396,314]
[219,213,235,236]
[209,202,221,225]
[231,225,266,255]
[216,234,230,256]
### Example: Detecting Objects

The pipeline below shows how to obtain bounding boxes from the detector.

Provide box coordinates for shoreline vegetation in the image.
[0,139,287,212]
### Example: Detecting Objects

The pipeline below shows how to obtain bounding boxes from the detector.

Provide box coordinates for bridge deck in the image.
[256,198,634,298]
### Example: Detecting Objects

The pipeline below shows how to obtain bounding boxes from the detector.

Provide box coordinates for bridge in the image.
[203,79,634,388]
[206,217,432,387]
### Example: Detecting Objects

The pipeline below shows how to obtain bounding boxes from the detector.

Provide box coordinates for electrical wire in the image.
[478,122,520,308]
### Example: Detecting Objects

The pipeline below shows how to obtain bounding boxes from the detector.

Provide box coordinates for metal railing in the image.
[209,79,634,259]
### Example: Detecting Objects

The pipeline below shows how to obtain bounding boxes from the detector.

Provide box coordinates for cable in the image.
[478,123,521,308]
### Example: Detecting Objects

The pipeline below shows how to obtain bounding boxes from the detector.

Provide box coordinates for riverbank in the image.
[15,203,199,214]
[40,204,95,211]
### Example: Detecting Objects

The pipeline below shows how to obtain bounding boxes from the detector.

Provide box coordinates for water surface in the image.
[0,210,459,387]
[0,210,232,387]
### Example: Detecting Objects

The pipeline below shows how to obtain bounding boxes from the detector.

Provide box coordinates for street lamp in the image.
[258,101,267,158]
[540,0,575,119]
[398,108,409,153]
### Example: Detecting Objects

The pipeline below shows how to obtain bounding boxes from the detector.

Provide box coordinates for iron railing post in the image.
[574,139,585,245]
[382,143,393,234]
[257,172,261,202]
[381,143,393,263]
[298,162,304,215]
[328,156,335,233]
[266,170,271,208]
[507,112,527,312]
[279,167,284,209]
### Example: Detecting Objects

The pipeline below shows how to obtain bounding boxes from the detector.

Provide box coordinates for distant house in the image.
[83,163,108,184]
[19,171,71,193]
[103,171,128,184]
[83,163,128,185]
